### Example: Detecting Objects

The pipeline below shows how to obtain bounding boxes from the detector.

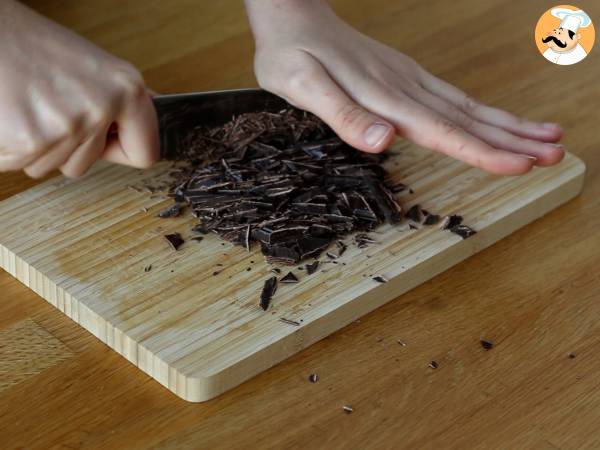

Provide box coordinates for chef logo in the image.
[535,5,595,65]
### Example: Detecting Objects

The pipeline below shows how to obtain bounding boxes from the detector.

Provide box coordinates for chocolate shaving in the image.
[405,204,423,223]
[260,276,278,311]
[164,233,184,250]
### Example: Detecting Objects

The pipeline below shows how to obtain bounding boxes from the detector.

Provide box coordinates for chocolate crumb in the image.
[450,224,477,239]
[373,275,388,283]
[480,340,494,350]
[157,203,183,218]
[144,265,152,273]
[308,373,319,383]
[428,361,439,369]
[569,353,576,359]
[306,261,320,275]
[164,233,184,250]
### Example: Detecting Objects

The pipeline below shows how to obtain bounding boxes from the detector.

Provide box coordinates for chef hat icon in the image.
[551,8,592,33]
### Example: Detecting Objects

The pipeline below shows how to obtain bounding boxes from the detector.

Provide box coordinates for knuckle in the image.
[285,68,319,94]
[335,104,366,132]
[436,118,461,136]
[453,109,475,131]
[461,96,479,114]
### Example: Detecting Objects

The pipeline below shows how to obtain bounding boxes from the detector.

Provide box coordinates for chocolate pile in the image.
[164,109,404,264]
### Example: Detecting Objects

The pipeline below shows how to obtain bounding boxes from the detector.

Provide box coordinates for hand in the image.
[245,0,564,175]
[0,1,159,179]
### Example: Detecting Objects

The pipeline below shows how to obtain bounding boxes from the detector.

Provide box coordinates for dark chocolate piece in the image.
[480,340,493,350]
[428,361,439,369]
[164,233,184,250]
[144,265,152,273]
[260,276,278,311]
[450,224,477,239]
[405,204,423,223]
[443,214,463,229]
[157,203,183,218]
[568,353,576,359]
[373,275,388,283]
[308,373,319,383]
[423,213,441,226]
[305,261,320,275]
[280,271,299,283]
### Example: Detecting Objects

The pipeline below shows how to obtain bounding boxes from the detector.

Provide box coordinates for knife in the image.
[152,88,288,159]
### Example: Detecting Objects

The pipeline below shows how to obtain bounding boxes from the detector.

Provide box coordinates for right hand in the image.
[0,1,159,179]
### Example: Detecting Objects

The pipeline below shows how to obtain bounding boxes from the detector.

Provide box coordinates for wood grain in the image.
[1,0,599,447]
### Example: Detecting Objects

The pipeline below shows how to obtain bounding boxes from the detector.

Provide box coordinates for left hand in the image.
[244,0,564,176]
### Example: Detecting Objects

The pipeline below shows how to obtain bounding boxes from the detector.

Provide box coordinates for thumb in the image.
[276,63,395,153]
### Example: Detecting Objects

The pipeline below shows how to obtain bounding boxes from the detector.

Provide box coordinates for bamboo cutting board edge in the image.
[0,154,586,402]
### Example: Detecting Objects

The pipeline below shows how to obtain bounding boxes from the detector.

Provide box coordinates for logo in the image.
[535,5,595,65]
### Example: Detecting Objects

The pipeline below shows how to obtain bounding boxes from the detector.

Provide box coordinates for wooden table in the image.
[1,0,599,448]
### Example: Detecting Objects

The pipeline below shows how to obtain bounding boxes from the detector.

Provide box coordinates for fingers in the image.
[112,90,160,168]
[404,85,565,166]
[376,93,535,175]
[269,57,396,153]
[418,72,563,142]
[23,137,78,178]
[59,130,108,178]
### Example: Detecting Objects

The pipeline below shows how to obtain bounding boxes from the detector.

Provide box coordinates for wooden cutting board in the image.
[0,144,585,402]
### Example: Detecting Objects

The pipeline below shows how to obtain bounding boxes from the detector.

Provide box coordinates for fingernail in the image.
[364,123,392,148]
[542,122,561,129]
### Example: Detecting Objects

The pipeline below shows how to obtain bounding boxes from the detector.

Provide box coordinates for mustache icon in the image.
[542,35,568,48]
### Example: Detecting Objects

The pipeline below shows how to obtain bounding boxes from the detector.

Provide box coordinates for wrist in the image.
[244,0,335,41]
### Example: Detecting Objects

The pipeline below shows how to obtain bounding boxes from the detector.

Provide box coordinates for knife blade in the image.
[152,88,288,159]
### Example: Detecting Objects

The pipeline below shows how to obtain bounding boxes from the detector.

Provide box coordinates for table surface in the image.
[1,1,599,448]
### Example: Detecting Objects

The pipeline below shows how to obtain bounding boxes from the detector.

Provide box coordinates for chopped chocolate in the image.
[451,224,477,239]
[271,267,282,274]
[164,233,184,250]
[260,276,278,311]
[428,361,439,369]
[408,223,418,230]
[373,275,388,283]
[281,271,299,283]
[144,265,152,273]
[308,373,319,383]
[568,353,576,359]
[305,261,320,275]
[161,109,405,265]
[157,203,183,218]
[481,340,494,350]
